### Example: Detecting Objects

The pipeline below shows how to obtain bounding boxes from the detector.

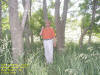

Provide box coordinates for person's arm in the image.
[40,26,44,36]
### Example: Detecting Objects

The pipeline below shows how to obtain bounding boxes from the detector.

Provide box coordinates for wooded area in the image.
[0,0,100,75]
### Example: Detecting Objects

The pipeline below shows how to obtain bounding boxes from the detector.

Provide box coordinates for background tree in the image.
[79,0,97,48]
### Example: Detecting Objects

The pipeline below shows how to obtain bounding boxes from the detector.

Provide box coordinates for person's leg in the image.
[43,40,49,63]
[47,39,53,64]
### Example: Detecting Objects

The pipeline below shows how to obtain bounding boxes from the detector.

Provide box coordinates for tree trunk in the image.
[79,27,89,48]
[88,30,92,45]
[22,1,31,75]
[8,0,30,64]
[55,0,69,51]
[79,35,84,48]
[31,32,34,43]
[43,0,48,22]
[23,0,31,50]
[24,16,31,50]
[88,34,92,44]
[0,0,2,39]
[9,0,23,64]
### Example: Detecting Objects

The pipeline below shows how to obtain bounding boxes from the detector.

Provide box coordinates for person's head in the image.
[45,20,50,27]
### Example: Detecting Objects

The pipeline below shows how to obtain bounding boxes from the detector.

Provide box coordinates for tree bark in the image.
[0,0,2,39]
[8,0,30,64]
[29,0,33,44]
[55,0,60,51]
[22,0,31,50]
[88,30,92,45]
[31,32,34,43]
[9,0,22,63]
[79,27,88,48]
[24,17,31,50]
[43,0,48,22]
[55,0,69,51]
[21,0,30,32]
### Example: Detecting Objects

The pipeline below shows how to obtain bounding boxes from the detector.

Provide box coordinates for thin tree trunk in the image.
[31,32,34,43]
[29,0,34,44]
[24,26,31,49]
[22,1,31,75]
[0,0,2,39]
[88,30,92,45]
[24,16,31,50]
[23,0,31,50]
[79,35,84,48]
[30,0,32,19]
[43,0,48,22]
[79,27,89,48]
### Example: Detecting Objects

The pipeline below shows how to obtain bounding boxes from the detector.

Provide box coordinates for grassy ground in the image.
[0,39,100,75]
[26,42,100,75]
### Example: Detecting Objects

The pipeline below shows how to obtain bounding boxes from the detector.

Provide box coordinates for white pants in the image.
[43,39,53,64]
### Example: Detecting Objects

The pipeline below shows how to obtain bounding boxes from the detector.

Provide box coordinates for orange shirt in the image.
[41,27,55,39]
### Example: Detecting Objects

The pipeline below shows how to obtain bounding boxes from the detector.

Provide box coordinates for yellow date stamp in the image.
[0,64,28,74]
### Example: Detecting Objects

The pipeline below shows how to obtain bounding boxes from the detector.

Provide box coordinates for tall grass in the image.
[0,39,100,75]
[27,42,100,75]
[0,37,12,64]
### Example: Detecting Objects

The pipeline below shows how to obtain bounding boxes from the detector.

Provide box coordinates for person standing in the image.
[40,20,56,64]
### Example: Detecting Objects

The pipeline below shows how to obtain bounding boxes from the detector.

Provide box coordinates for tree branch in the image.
[21,0,30,32]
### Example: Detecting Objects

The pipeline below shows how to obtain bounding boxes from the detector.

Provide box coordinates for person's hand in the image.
[53,37,56,47]
[53,42,56,47]
[41,26,44,30]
